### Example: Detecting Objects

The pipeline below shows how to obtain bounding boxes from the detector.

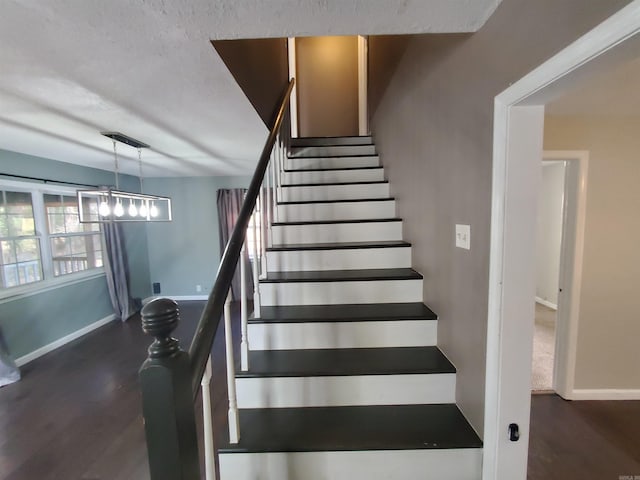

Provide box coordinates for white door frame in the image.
[358,35,369,136]
[541,151,589,400]
[483,3,640,479]
[287,37,299,138]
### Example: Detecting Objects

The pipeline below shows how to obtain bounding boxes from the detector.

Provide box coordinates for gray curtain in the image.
[103,222,134,321]
[0,328,20,387]
[217,189,254,301]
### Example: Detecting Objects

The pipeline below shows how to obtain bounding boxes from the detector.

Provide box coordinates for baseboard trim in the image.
[142,295,209,305]
[15,313,117,367]
[535,297,557,310]
[570,389,640,400]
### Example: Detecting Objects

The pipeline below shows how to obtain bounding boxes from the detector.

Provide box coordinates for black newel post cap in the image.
[141,298,181,359]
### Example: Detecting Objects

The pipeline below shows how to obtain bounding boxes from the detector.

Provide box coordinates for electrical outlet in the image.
[455,224,471,250]
[196,284,202,293]
[152,282,161,294]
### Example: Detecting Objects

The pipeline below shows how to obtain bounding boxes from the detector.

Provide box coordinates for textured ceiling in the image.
[0,0,502,177]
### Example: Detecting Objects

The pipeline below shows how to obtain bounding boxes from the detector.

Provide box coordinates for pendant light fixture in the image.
[77,132,172,223]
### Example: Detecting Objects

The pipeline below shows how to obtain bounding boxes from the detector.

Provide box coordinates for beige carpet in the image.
[532,303,556,391]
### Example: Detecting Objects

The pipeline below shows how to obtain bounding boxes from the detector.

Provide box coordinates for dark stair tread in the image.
[267,240,410,252]
[288,153,378,159]
[218,404,482,453]
[237,346,454,378]
[262,268,422,283]
[251,303,437,323]
[281,180,389,187]
[272,217,401,226]
[284,165,382,172]
[278,197,393,205]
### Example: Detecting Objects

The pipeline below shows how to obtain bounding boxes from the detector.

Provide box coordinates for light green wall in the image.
[0,149,151,359]
[145,176,252,296]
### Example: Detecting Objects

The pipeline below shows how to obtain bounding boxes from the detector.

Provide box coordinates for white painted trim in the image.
[287,37,299,138]
[142,295,209,305]
[534,297,557,311]
[15,313,117,366]
[358,35,369,136]
[569,389,640,400]
[0,270,106,304]
[484,3,640,479]
[542,150,589,400]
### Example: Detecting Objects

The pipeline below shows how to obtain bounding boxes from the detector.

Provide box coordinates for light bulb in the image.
[150,203,159,218]
[114,201,124,217]
[139,202,148,218]
[99,201,111,217]
[128,201,138,217]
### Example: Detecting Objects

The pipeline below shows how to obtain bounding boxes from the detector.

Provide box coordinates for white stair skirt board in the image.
[279,183,390,202]
[282,168,384,185]
[266,246,411,272]
[260,279,423,306]
[276,200,396,222]
[272,220,403,244]
[290,144,377,157]
[219,448,483,480]
[236,373,456,409]
[248,320,437,350]
[284,155,380,170]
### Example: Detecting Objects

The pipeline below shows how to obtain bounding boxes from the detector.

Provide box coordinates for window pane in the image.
[6,191,33,215]
[8,214,35,237]
[2,264,18,288]
[50,236,71,259]
[1,240,16,264]
[48,213,66,234]
[17,261,42,285]
[70,235,88,255]
[0,214,8,237]
[15,238,39,262]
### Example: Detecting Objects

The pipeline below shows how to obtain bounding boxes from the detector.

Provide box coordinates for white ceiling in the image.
[546,55,640,116]
[0,0,502,177]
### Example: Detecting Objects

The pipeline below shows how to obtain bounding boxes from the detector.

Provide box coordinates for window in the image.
[0,191,42,288]
[44,194,103,276]
[0,183,105,294]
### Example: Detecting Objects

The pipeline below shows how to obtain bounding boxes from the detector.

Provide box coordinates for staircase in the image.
[217,136,482,479]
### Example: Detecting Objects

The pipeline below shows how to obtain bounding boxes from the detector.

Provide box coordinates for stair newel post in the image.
[200,355,216,480]
[251,209,261,318]
[240,240,249,371]
[139,298,200,480]
[224,290,241,444]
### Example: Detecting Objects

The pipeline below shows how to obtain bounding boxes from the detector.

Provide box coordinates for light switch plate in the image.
[456,224,471,250]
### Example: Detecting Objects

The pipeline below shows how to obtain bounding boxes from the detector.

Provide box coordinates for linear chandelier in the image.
[77,132,172,223]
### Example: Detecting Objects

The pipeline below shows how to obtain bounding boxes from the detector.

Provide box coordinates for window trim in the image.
[0,179,105,300]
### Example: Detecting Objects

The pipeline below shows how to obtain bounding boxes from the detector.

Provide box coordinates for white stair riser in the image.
[282,169,384,185]
[276,200,395,222]
[266,247,410,272]
[236,374,455,408]
[290,145,377,157]
[285,155,379,170]
[248,320,437,350]
[291,136,372,147]
[272,221,402,244]
[279,183,390,202]
[220,449,483,480]
[260,279,423,306]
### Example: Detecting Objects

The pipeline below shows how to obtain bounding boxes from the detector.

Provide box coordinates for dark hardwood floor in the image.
[0,301,638,479]
[528,394,640,479]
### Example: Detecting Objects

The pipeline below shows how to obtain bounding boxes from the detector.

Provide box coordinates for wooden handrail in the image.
[188,78,295,395]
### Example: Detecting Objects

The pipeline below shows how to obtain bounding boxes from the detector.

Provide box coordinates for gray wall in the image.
[145,175,251,297]
[0,149,151,359]
[296,36,359,137]
[369,0,630,435]
[536,163,566,307]
[544,115,640,390]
